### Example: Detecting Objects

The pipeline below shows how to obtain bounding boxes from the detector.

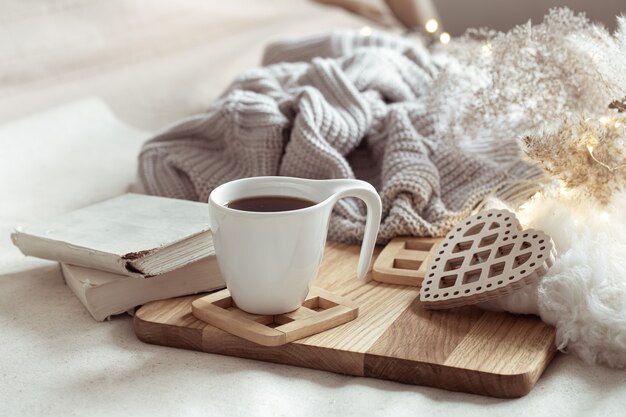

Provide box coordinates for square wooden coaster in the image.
[191,287,358,346]
[372,237,442,286]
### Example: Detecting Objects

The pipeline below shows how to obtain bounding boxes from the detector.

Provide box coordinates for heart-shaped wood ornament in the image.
[420,209,556,310]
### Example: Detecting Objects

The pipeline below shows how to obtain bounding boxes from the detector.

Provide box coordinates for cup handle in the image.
[325,179,382,280]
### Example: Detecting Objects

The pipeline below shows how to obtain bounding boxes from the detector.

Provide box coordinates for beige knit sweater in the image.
[139,31,540,244]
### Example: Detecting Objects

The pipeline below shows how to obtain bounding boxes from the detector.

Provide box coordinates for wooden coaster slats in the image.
[191,287,358,346]
[192,291,283,345]
[372,237,442,286]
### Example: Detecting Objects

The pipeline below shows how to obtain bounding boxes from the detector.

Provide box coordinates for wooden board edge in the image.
[134,305,368,377]
[134,309,204,352]
[135,307,556,398]
[363,347,557,398]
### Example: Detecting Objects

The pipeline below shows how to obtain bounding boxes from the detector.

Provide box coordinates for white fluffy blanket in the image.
[486,191,626,369]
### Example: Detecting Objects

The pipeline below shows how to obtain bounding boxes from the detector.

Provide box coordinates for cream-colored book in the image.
[61,257,224,321]
[12,193,213,278]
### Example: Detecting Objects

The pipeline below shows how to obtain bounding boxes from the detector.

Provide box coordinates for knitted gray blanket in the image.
[139,31,539,244]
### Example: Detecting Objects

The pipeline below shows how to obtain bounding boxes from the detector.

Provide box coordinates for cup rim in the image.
[208,176,330,217]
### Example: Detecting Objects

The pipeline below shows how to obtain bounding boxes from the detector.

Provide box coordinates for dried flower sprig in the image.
[523,113,626,204]
[421,8,626,206]
[429,8,626,147]
[609,96,626,113]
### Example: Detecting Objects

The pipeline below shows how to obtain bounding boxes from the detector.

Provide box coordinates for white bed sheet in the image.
[1,1,624,416]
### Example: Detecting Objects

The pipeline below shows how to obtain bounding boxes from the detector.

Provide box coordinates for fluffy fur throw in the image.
[485,191,626,369]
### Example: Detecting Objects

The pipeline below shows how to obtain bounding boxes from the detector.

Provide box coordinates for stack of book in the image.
[11,193,225,321]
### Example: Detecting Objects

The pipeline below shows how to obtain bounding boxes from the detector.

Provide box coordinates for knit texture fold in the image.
[139,31,539,243]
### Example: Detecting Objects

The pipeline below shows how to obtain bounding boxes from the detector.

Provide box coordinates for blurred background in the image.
[1,0,624,129]
[416,0,623,34]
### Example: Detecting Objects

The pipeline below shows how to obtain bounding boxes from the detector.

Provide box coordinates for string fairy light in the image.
[359,26,372,37]
[439,32,451,44]
[425,18,439,34]
[586,144,626,172]
[481,43,493,57]
[582,115,626,173]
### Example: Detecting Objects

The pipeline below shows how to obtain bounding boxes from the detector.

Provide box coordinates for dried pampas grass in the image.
[523,113,626,205]
[430,8,626,148]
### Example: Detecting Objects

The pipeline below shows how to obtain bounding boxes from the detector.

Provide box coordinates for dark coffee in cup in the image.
[225,196,315,212]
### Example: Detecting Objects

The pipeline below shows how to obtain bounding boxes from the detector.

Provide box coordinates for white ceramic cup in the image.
[208,176,382,315]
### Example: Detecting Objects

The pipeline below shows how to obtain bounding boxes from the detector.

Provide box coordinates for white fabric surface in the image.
[1,1,624,416]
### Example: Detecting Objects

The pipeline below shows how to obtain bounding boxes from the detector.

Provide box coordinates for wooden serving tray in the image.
[134,242,556,398]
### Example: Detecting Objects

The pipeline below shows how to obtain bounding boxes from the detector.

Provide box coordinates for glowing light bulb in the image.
[558,184,574,198]
[425,19,439,34]
[481,43,492,57]
[439,32,451,44]
[359,26,372,36]
[599,211,610,222]
[599,116,609,125]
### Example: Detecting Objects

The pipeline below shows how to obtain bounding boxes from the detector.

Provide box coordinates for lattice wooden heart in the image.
[420,209,556,310]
